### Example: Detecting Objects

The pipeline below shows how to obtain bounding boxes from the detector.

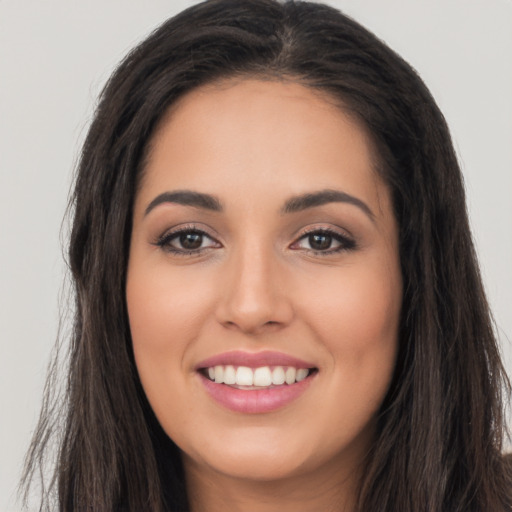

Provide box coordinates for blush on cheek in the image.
[308,278,400,364]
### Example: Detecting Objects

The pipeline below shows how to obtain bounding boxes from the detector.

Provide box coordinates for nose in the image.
[215,242,294,335]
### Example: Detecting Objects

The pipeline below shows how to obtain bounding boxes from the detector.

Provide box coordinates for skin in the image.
[126,79,403,512]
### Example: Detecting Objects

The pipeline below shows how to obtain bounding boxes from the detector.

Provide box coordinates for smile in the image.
[203,365,311,388]
[196,351,318,413]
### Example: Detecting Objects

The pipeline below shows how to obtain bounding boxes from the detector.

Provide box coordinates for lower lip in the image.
[198,372,315,413]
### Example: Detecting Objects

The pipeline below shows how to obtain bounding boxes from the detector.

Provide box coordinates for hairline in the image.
[136,72,391,200]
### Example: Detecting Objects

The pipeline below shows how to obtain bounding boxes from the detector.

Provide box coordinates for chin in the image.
[181,427,317,482]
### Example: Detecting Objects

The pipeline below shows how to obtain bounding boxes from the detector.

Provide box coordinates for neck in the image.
[183,451,364,512]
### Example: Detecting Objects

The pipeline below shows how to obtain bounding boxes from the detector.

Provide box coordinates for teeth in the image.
[272,366,286,385]
[236,366,253,386]
[296,368,309,382]
[285,367,296,385]
[223,365,236,385]
[204,365,312,387]
[214,365,224,384]
[253,367,272,386]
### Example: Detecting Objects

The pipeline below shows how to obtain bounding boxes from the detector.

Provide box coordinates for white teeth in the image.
[253,367,272,386]
[214,365,224,383]
[272,366,286,385]
[285,367,296,385]
[205,365,312,386]
[296,368,309,382]
[223,365,236,385]
[236,366,254,386]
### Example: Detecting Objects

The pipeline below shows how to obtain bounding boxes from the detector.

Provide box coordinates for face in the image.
[126,79,402,487]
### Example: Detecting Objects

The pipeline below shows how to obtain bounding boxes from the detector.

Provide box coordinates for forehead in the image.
[138,79,389,217]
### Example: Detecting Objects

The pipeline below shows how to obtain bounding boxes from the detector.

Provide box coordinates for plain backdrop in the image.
[1,1,511,510]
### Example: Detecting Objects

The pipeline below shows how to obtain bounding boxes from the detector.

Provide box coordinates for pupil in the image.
[309,233,331,250]
[180,232,202,249]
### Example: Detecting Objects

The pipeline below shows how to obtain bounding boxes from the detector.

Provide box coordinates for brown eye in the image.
[156,228,220,254]
[308,233,332,250]
[291,229,356,254]
[180,232,203,250]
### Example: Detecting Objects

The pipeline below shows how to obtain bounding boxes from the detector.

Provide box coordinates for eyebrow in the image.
[281,189,375,220]
[144,188,374,220]
[144,190,223,216]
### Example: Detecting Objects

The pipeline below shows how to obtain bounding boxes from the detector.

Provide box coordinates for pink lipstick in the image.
[195,350,314,370]
[196,350,317,413]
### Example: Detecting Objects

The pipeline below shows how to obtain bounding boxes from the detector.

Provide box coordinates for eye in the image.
[291,229,355,254]
[156,227,221,254]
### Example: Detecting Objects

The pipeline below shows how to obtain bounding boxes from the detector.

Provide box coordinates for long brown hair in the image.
[21,1,511,510]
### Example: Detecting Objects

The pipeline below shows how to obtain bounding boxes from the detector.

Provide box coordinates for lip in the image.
[198,371,316,413]
[195,350,317,414]
[195,350,315,370]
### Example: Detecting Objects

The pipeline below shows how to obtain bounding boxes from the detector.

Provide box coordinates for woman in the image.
[21,0,511,510]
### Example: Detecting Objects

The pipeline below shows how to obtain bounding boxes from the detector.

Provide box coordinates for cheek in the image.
[126,271,207,448]
[127,265,214,351]
[299,258,401,383]
[301,265,400,433]
[125,265,215,412]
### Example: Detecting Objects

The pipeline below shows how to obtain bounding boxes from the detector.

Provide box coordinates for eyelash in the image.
[154,225,356,256]
[154,225,219,256]
[291,227,356,255]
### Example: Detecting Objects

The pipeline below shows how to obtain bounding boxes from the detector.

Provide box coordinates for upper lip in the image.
[195,350,316,370]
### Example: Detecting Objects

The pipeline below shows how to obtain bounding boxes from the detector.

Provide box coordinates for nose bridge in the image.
[217,235,292,333]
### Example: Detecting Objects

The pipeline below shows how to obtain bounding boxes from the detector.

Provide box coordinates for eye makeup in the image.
[153,223,221,256]
[152,222,357,258]
[290,227,357,255]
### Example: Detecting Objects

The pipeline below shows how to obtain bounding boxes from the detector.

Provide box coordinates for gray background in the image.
[1,1,511,510]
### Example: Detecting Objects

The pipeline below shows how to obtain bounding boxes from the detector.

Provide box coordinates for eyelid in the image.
[153,223,222,255]
[152,223,356,256]
[289,225,356,254]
